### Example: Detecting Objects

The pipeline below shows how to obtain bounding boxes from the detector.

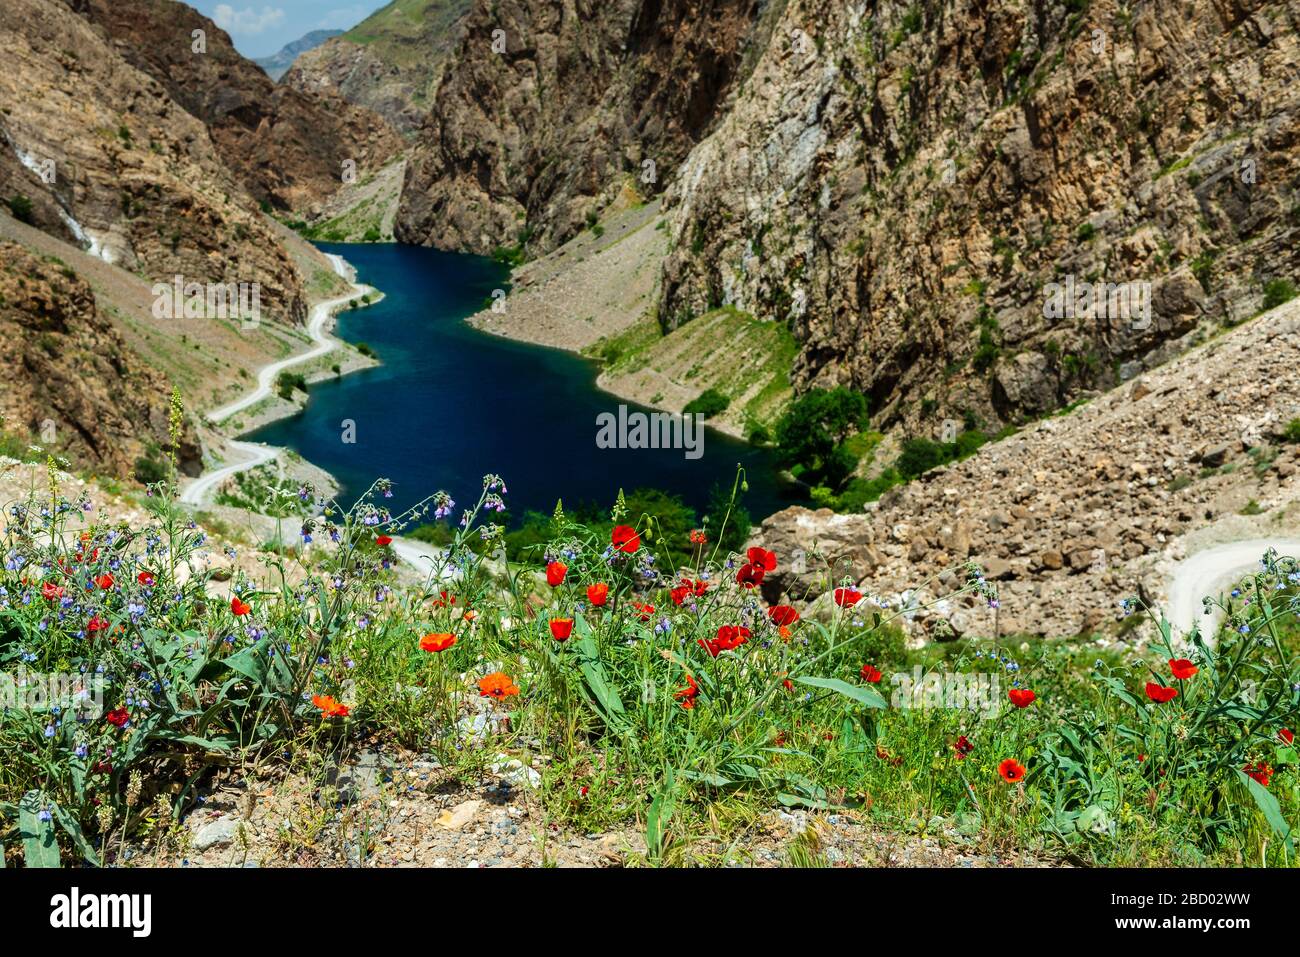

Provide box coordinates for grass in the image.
[1,451,1298,868]
[587,307,798,434]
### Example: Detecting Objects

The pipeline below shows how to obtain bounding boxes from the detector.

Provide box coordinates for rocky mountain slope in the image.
[394,0,769,254]
[749,299,1300,639]
[69,0,401,213]
[0,0,308,322]
[660,0,1300,432]
[0,241,200,477]
[255,29,343,82]
[392,0,1297,435]
[285,0,472,134]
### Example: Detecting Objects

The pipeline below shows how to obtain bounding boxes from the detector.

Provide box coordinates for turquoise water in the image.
[247,243,802,524]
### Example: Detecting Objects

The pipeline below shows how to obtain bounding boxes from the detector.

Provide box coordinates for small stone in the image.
[192,815,241,851]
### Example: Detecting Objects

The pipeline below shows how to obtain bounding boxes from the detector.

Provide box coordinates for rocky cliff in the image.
[395,0,767,254]
[0,0,308,322]
[69,0,401,213]
[0,242,200,478]
[394,0,1297,431]
[284,0,473,135]
[660,0,1299,430]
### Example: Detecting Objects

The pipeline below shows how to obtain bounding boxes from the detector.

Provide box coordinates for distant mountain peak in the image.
[255,29,344,81]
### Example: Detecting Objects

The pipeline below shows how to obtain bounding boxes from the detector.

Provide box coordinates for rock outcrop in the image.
[395,0,765,254]
[69,0,401,213]
[659,0,1299,429]
[284,0,473,135]
[0,0,308,322]
[0,242,200,478]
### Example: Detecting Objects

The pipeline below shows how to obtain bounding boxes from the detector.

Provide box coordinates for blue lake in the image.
[247,243,802,525]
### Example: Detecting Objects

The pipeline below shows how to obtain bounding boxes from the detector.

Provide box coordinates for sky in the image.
[187,2,392,58]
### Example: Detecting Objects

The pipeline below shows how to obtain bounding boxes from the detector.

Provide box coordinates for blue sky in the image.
[187,2,392,58]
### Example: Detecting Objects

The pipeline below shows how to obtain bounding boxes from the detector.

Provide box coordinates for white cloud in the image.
[213,5,287,36]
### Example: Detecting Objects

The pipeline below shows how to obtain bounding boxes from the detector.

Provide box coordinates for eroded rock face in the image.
[748,300,1300,638]
[283,1,474,135]
[0,0,308,323]
[69,0,401,213]
[395,0,763,254]
[0,242,201,478]
[660,0,1299,429]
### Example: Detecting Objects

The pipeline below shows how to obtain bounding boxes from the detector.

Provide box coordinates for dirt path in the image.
[1164,538,1300,637]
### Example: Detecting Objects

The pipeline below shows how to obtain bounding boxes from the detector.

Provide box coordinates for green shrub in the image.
[6,194,34,224]
[1263,279,1297,312]
[683,388,729,419]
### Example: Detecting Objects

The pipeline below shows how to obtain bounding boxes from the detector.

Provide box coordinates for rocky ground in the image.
[467,198,665,351]
[129,743,1052,869]
[751,299,1300,639]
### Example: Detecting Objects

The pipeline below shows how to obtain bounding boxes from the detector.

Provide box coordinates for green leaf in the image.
[1237,770,1294,855]
[646,767,676,859]
[51,805,99,866]
[795,675,887,708]
[18,791,59,868]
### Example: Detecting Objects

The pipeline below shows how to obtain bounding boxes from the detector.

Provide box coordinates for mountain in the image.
[284,0,472,134]
[393,0,1298,438]
[0,240,201,478]
[0,0,308,322]
[69,0,401,213]
[254,29,343,81]
[394,0,765,253]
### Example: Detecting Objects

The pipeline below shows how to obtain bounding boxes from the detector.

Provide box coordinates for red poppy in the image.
[1243,762,1273,787]
[833,587,862,607]
[674,674,699,710]
[612,525,641,553]
[782,678,794,692]
[41,582,64,602]
[1008,688,1036,708]
[714,625,750,651]
[430,590,457,608]
[375,535,392,547]
[587,582,609,606]
[478,672,520,700]
[767,605,800,627]
[1279,728,1294,746]
[670,578,708,606]
[546,561,568,587]
[137,571,155,587]
[860,664,882,683]
[105,706,129,728]
[94,573,114,590]
[736,563,766,588]
[1169,658,1198,680]
[419,632,456,653]
[230,596,251,616]
[689,529,707,545]
[1145,682,1178,703]
[746,547,777,571]
[87,616,109,633]
[999,758,1026,783]
[549,617,574,641]
[953,735,974,759]
[631,601,654,622]
[312,694,349,718]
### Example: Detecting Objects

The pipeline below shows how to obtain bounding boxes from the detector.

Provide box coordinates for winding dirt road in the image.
[1164,538,1300,637]
[179,254,370,507]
